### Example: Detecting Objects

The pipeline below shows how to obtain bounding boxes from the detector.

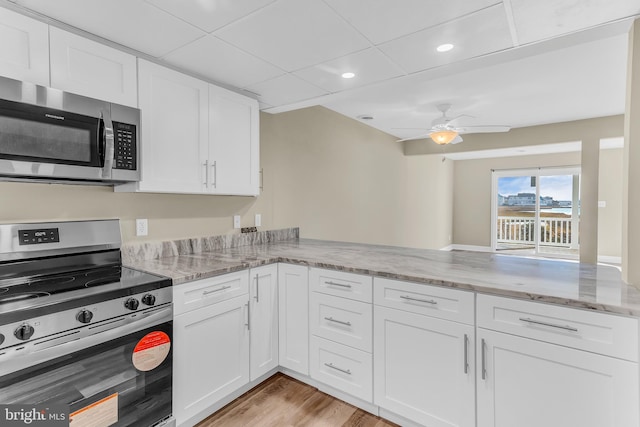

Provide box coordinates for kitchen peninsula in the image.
[123,230,640,427]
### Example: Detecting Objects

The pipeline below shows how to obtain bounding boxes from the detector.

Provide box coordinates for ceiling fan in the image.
[395,104,511,145]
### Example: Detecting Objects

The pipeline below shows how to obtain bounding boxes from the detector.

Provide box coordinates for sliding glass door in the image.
[491,167,580,258]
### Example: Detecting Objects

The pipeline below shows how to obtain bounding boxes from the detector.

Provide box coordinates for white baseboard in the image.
[449,244,493,252]
[598,255,621,265]
[439,244,453,251]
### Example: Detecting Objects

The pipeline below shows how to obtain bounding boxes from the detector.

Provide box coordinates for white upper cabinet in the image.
[0,7,49,86]
[208,84,260,196]
[49,27,137,107]
[133,59,208,194]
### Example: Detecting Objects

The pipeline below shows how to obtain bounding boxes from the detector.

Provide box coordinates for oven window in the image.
[0,116,92,162]
[0,322,172,427]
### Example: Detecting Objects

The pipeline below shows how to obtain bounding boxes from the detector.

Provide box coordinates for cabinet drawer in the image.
[374,277,474,325]
[310,268,372,303]
[477,294,639,361]
[173,271,249,316]
[310,292,372,352]
[310,336,373,402]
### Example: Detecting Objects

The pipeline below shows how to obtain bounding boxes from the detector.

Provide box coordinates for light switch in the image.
[255,214,262,227]
[233,215,241,229]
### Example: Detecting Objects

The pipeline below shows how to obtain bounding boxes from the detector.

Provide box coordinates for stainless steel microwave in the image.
[0,75,140,184]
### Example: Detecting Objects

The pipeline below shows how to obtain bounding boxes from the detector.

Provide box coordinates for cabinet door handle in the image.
[463,334,469,374]
[325,281,351,288]
[212,161,217,189]
[324,316,352,327]
[203,160,209,187]
[203,285,230,295]
[400,295,438,305]
[519,317,578,332]
[324,363,351,375]
[481,338,487,380]
[245,302,250,331]
[254,274,259,302]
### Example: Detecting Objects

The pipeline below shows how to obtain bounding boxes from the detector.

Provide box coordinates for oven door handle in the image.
[0,305,173,377]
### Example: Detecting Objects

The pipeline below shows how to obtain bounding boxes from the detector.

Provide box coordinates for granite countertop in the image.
[125,238,640,317]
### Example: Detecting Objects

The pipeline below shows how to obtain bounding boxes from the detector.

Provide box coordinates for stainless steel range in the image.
[0,220,174,427]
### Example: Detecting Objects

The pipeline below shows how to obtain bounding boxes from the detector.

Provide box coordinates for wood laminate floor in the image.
[196,373,399,427]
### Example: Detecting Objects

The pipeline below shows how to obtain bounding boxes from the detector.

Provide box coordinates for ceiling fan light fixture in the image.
[430,130,458,145]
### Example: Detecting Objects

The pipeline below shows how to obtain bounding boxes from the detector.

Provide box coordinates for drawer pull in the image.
[325,281,352,289]
[400,295,438,305]
[203,285,231,296]
[324,362,351,375]
[324,316,352,327]
[519,317,578,332]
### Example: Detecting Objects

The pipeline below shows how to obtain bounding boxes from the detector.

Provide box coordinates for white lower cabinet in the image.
[476,294,639,427]
[278,264,309,375]
[310,335,373,402]
[374,305,475,427]
[249,264,279,380]
[173,293,249,426]
[477,328,638,427]
[309,268,373,403]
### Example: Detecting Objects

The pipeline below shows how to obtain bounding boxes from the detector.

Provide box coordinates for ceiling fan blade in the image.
[450,135,464,144]
[396,132,431,142]
[457,125,511,134]
[447,114,474,124]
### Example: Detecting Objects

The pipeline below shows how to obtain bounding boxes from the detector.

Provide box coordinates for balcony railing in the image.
[497,216,574,247]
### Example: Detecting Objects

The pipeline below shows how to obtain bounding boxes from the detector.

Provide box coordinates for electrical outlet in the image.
[136,219,148,236]
[255,214,262,227]
[233,215,241,229]
[598,201,606,208]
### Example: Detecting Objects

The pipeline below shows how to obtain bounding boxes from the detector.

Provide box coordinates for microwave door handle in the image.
[101,109,114,179]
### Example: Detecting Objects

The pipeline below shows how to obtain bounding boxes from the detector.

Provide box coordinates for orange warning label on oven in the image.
[132,331,171,371]
[70,393,118,427]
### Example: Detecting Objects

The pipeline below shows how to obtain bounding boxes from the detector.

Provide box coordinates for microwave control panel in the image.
[113,121,137,170]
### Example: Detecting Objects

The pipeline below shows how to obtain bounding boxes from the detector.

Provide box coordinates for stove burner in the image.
[0,292,50,304]
[0,288,8,295]
[85,276,120,288]
[28,276,75,287]
[85,266,122,277]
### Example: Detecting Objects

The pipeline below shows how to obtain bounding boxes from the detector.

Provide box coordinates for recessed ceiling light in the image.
[341,72,356,79]
[436,43,454,53]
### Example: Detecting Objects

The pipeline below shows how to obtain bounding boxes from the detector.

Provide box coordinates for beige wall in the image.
[0,106,452,249]
[262,106,452,249]
[598,148,623,258]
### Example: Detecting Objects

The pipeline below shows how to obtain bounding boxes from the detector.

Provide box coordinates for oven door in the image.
[0,321,173,427]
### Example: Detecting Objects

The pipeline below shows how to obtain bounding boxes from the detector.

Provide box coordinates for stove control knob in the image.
[141,294,156,306]
[14,324,35,341]
[76,309,94,324]
[124,297,139,311]
[0,333,4,346]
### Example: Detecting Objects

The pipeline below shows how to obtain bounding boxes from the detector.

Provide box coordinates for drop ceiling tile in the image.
[163,34,284,88]
[216,0,371,72]
[509,0,640,44]
[293,48,404,93]
[14,0,204,57]
[145,0,277,33]
[244,73,328,107]
[379,4,513,74]
[324,0,500,45]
